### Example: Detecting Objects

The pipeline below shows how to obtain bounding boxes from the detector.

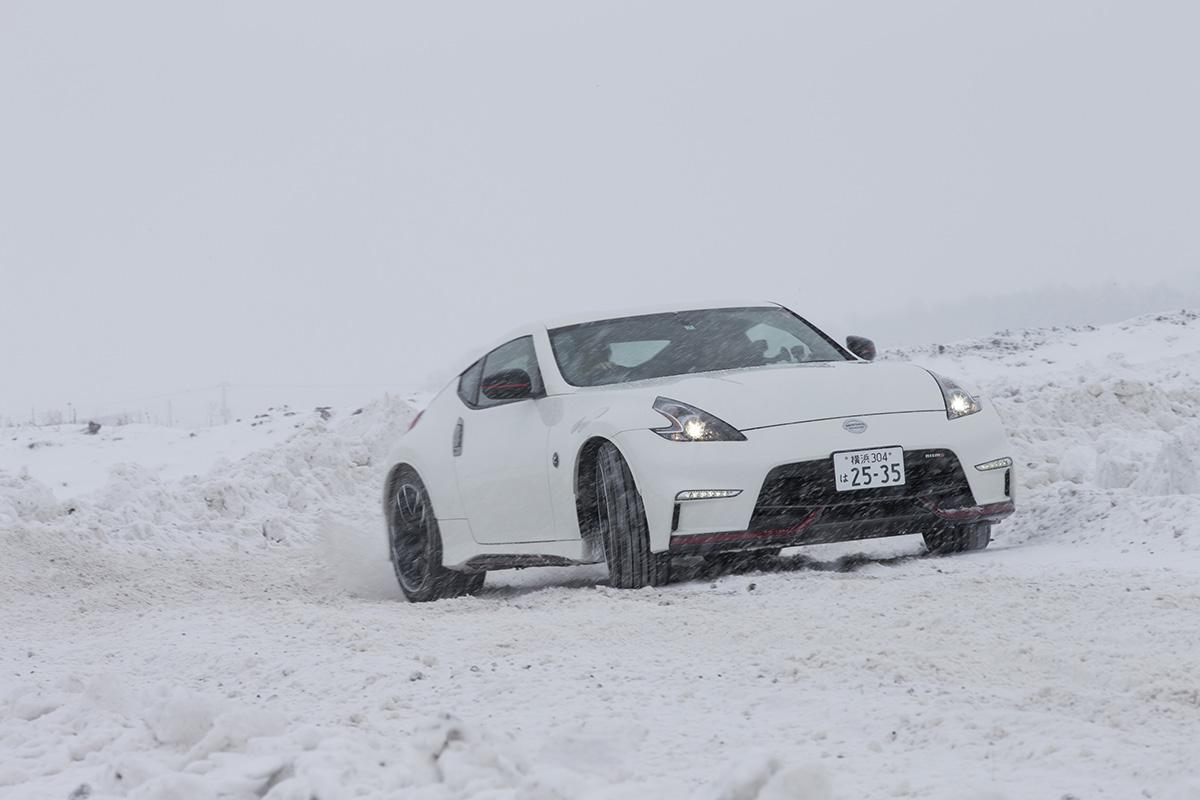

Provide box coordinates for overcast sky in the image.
[2,1,1198,423]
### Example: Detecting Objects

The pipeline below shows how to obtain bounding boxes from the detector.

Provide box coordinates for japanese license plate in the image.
[833,446,906,492]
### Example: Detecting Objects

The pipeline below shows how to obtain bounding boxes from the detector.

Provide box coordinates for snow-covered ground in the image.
[3,312,1200,799]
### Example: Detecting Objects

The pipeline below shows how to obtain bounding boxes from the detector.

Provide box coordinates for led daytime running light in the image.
[675,489,743,501]
[975,457,1013,472]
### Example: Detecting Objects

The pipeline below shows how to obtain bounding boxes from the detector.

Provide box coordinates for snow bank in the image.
[0,396,413,554]
[1,416,320,500]
[0,470,59,529]
[888,309,1200,555]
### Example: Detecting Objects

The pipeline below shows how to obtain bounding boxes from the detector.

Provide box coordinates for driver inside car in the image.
[576,339,623,383]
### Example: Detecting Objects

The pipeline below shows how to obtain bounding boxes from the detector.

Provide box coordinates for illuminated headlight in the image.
[975,457,1013,472]
[947,390,977,417]
[928,372,983,420]
[676,489,743,501]
[651,397,746,442]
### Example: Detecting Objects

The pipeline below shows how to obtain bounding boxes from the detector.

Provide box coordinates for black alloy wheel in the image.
[388,469,485,602]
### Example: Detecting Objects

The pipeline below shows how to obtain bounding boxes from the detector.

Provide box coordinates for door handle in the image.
[452,418,464,456]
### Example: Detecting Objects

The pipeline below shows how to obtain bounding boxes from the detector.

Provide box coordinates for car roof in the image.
[537,300,785,330]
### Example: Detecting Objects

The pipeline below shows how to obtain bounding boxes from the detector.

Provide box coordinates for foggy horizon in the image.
[4,2,1198,424]
[5,280,1199,428]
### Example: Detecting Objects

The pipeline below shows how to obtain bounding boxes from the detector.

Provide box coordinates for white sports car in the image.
[384,302,1015,601]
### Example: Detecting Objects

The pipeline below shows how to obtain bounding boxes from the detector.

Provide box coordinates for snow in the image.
[1,406,352,502]
[4,311,1200,798]
[889,310,1200,558]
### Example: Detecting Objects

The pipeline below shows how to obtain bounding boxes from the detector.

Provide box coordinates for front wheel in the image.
[923,522,992,555]
[594,443,671,589]
[388,469,485,602]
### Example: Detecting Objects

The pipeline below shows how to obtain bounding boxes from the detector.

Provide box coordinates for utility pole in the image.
[167,399,173,428]
[219,382,231,425]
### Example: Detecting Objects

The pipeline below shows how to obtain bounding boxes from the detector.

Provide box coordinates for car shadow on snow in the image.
[479,547,930,599]
[671,548,927,583]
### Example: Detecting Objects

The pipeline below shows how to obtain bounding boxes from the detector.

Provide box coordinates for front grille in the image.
[749,449,975,532]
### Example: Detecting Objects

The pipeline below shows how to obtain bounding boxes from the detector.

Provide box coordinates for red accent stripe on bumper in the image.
[929,500,1016,522]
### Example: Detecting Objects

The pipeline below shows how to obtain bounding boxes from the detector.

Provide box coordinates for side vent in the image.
[452,418,464,457]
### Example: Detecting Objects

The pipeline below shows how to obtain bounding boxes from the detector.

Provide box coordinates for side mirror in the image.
[846,335,876,361]
[481,368,536,401]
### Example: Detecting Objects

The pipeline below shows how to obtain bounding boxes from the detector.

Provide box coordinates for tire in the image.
[923,522,992,555]
[594,442,671,589]
[388,468,485,602]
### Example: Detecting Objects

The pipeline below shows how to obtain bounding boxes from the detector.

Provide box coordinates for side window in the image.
[457,359,484,407]
[477,336,543,409]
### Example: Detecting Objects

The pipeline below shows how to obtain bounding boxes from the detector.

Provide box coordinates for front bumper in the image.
[613,407,1016,554]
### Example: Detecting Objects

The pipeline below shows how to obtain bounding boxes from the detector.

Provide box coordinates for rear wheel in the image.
[595,443,670,589]
[923,522,992,555]
[388,469,485,602]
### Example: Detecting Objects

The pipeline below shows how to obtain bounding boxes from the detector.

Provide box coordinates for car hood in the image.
[606,361,946,430]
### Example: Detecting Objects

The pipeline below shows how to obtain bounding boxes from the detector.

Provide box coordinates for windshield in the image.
[549,307,852,387]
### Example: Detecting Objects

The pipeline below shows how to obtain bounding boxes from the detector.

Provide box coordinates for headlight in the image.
[929,372,982,420]
[651,397,746,442]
